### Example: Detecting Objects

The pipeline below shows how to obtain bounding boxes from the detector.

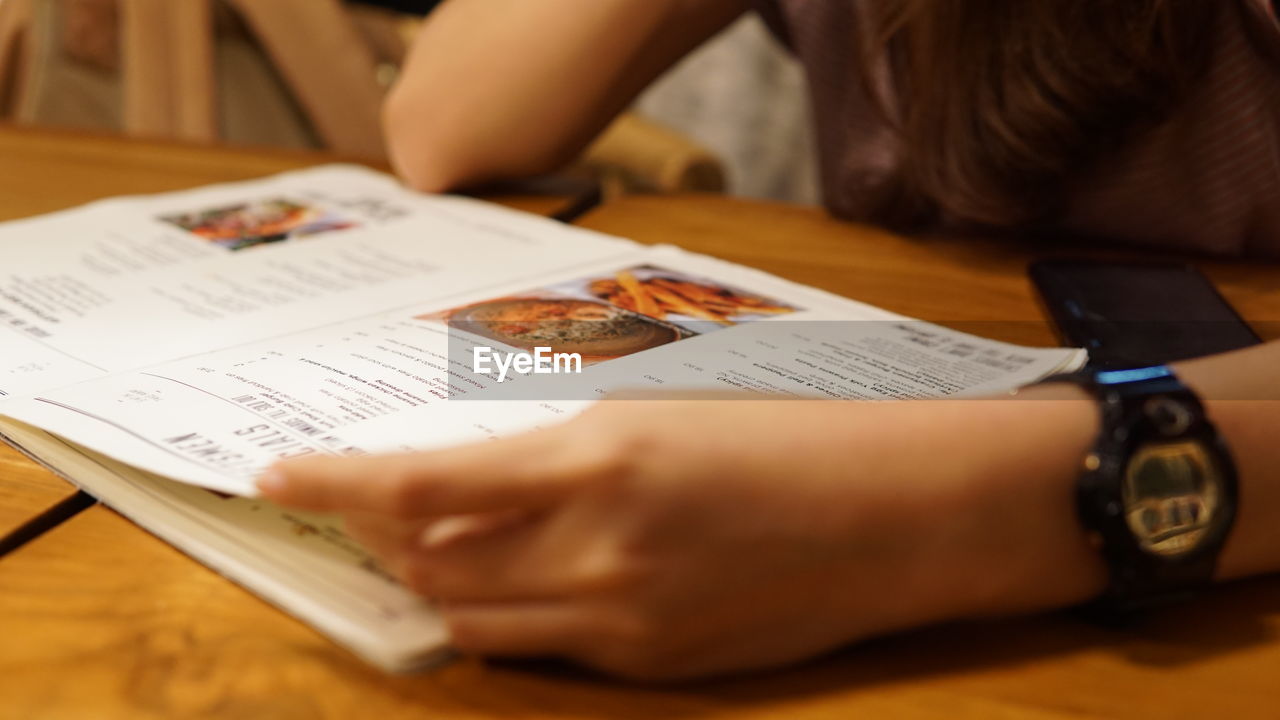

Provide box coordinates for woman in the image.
[257,0,1280,680]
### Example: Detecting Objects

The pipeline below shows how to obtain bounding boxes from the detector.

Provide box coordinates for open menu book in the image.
[0,166,1085,670]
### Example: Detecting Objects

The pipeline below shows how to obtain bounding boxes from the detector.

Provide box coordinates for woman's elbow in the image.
[382,89,569,194]
[382,91,469,194]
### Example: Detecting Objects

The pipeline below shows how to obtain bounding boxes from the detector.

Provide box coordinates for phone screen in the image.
[1030,261,1261,368]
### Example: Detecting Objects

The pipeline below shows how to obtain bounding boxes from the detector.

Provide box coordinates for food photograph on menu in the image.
[160,198,358,251]
[421,264,800,363]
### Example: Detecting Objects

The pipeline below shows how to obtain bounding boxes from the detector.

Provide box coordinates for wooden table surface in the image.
[0,444,75,538]
[3,126,1280,720]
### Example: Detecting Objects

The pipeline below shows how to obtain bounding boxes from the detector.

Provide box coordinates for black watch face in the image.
[1123,440,1222,557]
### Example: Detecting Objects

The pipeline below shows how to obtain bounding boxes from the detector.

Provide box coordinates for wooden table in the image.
[4,126,1280,719]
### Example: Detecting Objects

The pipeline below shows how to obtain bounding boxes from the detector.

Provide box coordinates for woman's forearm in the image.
[894,390,1106,621]
[384,0,747,192]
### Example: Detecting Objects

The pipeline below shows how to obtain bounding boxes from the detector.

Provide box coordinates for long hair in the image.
[858,0,1224,231]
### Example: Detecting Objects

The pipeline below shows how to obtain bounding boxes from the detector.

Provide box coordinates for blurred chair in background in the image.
[1,0,725,194]
[635,13,817,205]
[0,0,34,118]
[13,0,389,155]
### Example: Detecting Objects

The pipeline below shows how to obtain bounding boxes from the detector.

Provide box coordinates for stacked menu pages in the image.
[0,166,1084,670]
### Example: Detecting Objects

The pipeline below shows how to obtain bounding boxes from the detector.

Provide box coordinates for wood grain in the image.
[120,0,217,142]
[224,0,387,159]
[4,504,1280,719]
[0,442,78,537]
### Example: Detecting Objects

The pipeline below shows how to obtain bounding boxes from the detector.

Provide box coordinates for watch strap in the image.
[1038,366,1236,620]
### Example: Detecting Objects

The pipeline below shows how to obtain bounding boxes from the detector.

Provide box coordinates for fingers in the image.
[442,602,591,660]
[256,425,585,517]
[344,508,566,601]
[442,602,676,681]
[387,520,565,602]
[343,513,426,559]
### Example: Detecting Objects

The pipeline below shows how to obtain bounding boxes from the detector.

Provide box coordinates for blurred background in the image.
[0,0,818,203]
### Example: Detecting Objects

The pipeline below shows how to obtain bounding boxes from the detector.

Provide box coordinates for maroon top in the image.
[754,0,1280,256]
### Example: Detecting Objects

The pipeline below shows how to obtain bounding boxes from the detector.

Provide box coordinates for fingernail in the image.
[256,469,289,496]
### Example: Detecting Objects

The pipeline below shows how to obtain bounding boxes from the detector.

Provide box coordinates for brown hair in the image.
[859,0,1225,231]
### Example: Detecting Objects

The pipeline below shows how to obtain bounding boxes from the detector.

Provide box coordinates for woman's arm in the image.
[383,0,748,192]
[257,342,1280,680]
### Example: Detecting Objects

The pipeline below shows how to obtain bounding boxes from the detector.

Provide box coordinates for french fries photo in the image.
[588,268,796,325]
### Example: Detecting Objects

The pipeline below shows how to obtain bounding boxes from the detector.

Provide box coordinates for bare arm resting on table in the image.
[257,341,1280,681]
[383,0,749,193]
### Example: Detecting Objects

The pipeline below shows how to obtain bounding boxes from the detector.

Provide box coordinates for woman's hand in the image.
[259,393,1104,680]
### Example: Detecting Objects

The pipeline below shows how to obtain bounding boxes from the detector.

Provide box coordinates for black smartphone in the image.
[1029,260,1261,369]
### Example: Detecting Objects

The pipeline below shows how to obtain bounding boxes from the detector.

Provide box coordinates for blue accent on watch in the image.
[1094,365,1174,386]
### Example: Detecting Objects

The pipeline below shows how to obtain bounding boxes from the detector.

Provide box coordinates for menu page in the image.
[0,165,638,395]
[2,245,1084,495]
